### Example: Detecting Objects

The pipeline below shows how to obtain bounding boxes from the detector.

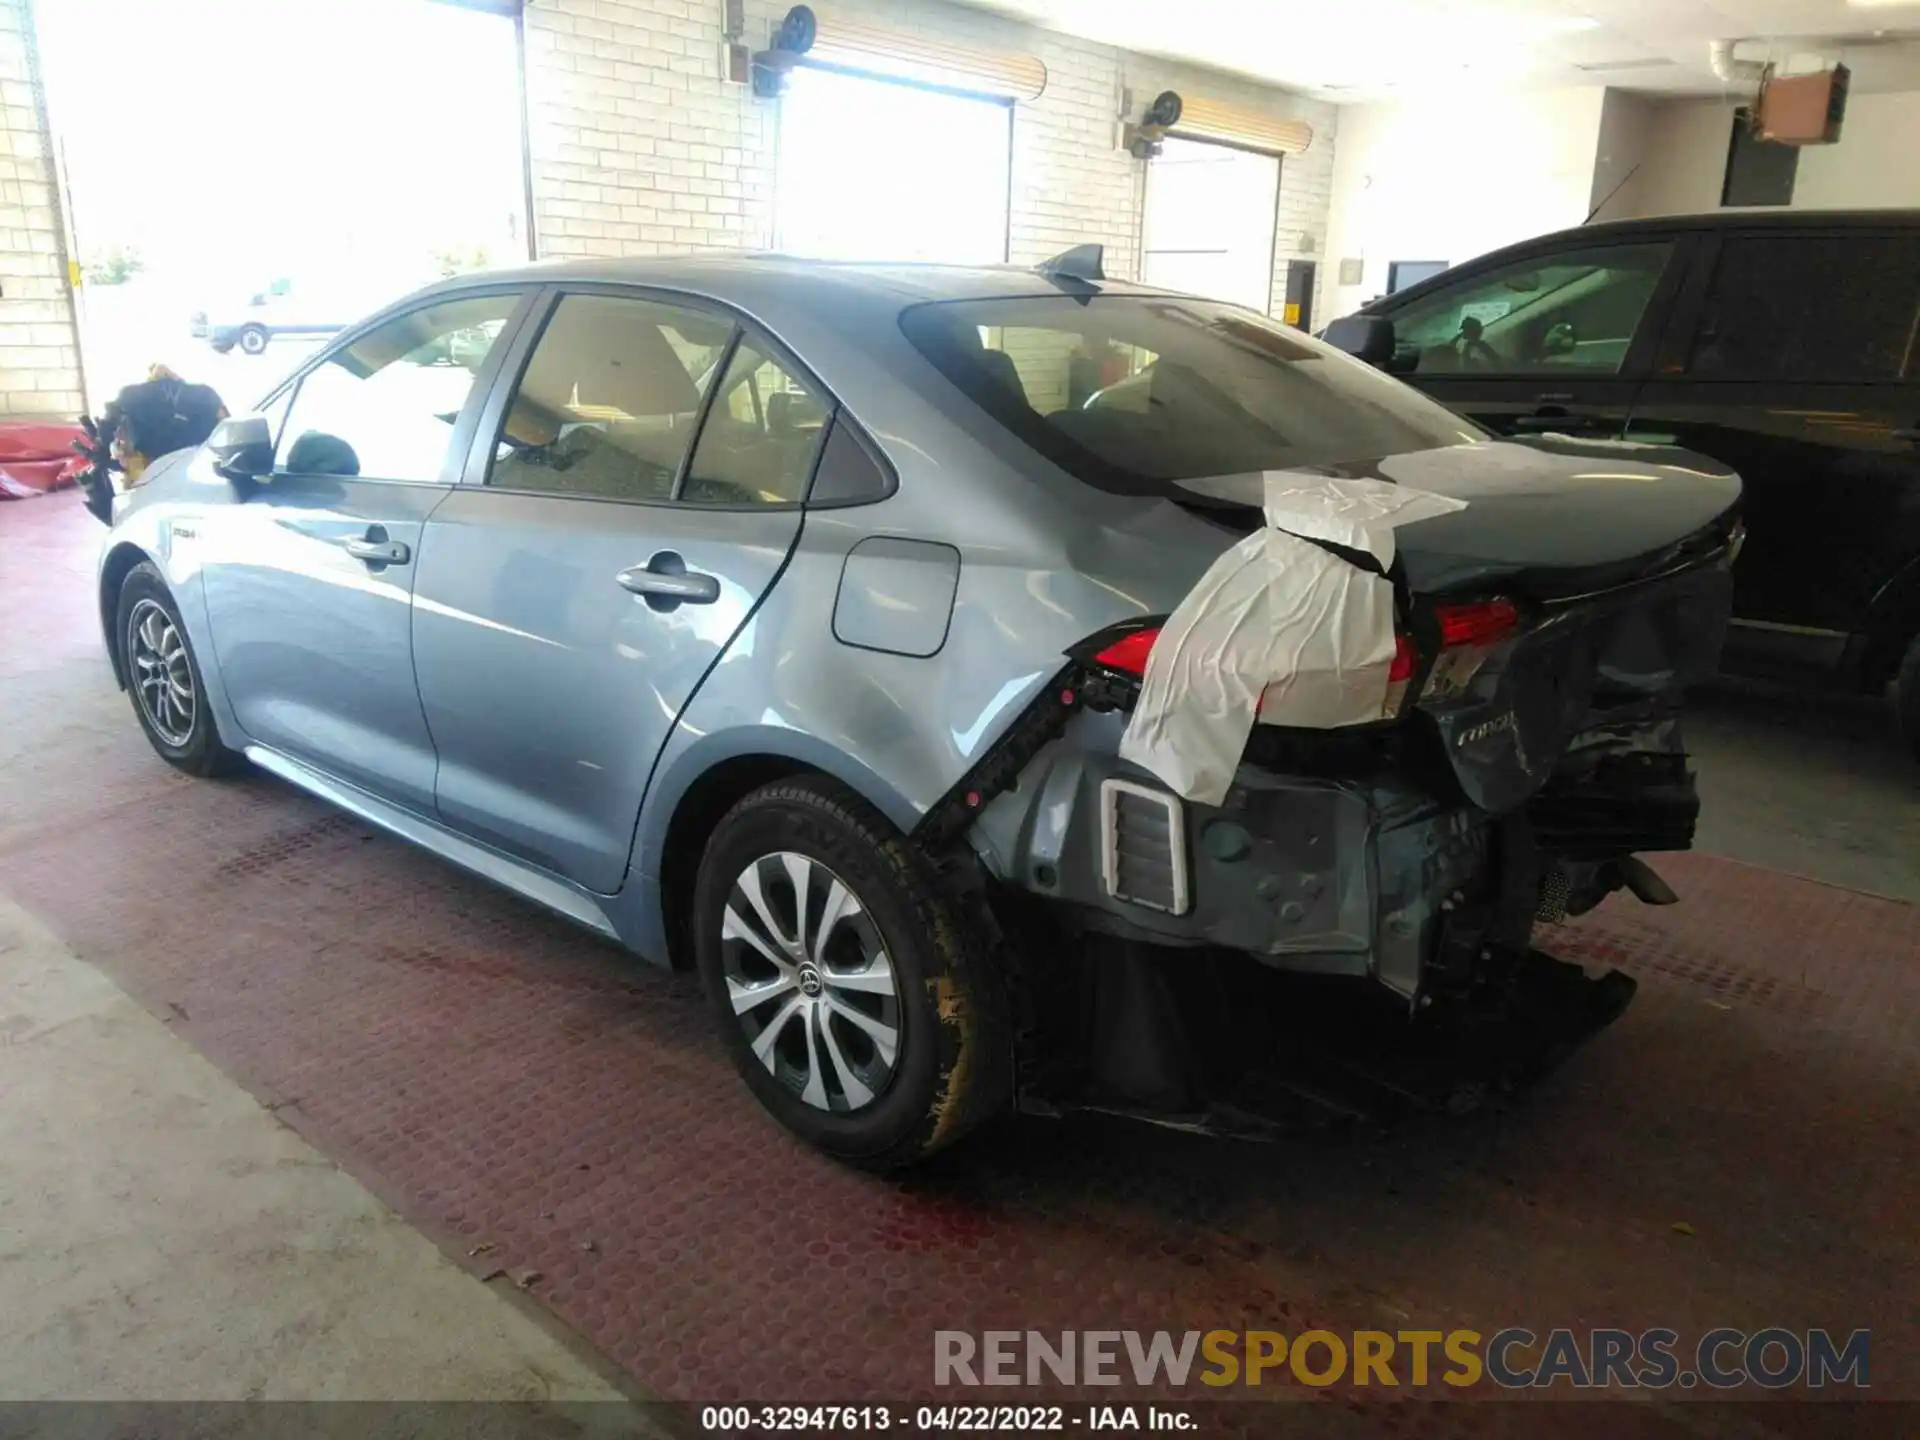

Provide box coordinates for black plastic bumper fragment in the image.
[914,664,1083,850]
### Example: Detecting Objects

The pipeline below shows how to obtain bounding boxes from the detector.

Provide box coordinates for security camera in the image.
[752,4,817,98]
[1127,90,1183,158]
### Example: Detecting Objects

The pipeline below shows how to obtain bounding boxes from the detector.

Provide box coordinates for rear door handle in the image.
[343,536,410,566]
[617,551,720,608]
[1510,412,1604,435]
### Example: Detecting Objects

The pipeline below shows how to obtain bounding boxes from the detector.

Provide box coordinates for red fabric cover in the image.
[0,421,88,499]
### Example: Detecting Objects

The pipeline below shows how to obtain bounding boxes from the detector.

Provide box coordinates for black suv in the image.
[1328,210,1920,754]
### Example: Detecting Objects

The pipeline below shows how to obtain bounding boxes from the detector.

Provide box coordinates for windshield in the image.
[899,294,1481,497]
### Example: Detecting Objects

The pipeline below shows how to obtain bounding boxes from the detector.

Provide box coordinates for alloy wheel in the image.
[720,851,901,1114]
[129,598,196,748]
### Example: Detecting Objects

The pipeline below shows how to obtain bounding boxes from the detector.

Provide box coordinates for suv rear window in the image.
[899,295,1479,497]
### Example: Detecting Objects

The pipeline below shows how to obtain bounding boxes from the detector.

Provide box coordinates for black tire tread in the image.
[1897,633,1920,762]
[117,563,247,779]
[699,775,1013,1170]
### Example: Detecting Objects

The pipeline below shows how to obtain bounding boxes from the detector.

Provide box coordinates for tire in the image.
[694,776,1012,1168]
[116,563,246,778]
[1897,632,1920,761]
[238,324,269,356]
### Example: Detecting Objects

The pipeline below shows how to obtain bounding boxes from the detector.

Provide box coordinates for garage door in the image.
[775,66,1012,265]
[1141,136,1281,314]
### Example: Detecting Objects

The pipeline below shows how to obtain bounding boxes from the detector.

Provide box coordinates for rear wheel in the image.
[238,324,269,356]
[693,776,1011,1168]
[1896,632,1920,761]
[117,563,245,778]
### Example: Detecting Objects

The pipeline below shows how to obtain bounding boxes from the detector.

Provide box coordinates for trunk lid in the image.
[1169,436,1741,815]
[1171,434,1742,600]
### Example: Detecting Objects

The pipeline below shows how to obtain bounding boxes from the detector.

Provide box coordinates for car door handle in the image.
[1891,426,1920,443]
[617,552,720,607]
[1510,409,1605,436]
[343,537,411,565]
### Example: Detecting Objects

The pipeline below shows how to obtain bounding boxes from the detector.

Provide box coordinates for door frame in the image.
[452,280,853,507]
[253,283,546,481]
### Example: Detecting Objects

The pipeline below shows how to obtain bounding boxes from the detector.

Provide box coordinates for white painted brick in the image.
[525,0,1335,304]
[0,0,79,412]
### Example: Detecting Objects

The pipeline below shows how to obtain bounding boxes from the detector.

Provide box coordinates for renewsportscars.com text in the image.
[934,1327,1869,1390]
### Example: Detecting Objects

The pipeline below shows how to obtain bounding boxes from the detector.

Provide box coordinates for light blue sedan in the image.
[96,253,1741,1165]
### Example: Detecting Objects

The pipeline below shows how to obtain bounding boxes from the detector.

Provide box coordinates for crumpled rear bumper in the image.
[965,708,1494,1000]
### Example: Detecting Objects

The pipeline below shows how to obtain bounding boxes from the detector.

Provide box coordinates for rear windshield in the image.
[899,294,1480,496]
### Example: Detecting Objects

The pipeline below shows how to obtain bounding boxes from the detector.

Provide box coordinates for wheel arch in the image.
[637,731,921,970]
[98,541,154,690]
[1849,555,1920,692]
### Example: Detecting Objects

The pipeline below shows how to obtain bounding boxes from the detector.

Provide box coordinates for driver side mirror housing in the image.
[207,414,274,485]
[1324,313,1397,368]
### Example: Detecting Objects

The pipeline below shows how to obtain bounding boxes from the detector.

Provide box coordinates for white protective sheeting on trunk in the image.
[1119,475,1467,806]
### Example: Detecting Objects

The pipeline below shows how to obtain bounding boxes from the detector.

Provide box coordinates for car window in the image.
[1688,235,1920,383]
[679,337,830,505]
[277,293,519,481]
[1388,243,1673,377]
[900,295,1479,498]
[487,294,734,502]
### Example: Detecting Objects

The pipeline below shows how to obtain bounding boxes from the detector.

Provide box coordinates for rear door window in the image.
[486,293,734,502]
[679,336,831,506]
[900,295,1478,497]
[1386,243,1674,377]
[1687,235,1920,382]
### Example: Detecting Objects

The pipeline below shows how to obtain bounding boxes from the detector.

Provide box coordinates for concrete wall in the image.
[521,0,1336,320]
[0,0,81,420]
[1590,87,1658,222]
[1321,86,1607,319]
[1629,90,1920,216]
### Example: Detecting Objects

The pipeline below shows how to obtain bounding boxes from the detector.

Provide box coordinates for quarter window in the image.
[277,293,519,481]
[486,294,733,502]
[1688,235,1920,382]
[1388,243,1673,377]
[680,338,830,506]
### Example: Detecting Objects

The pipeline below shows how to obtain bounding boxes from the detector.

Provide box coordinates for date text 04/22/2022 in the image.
[700,1404,1194,1431]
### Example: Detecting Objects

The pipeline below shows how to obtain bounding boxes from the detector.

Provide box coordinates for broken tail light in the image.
[1434,597,1519,649]
[1077,598,1518,721]
[1415,596,1520,702]
[1091,626,1159,677]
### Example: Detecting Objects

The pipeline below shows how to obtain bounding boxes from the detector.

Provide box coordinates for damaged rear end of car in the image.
[899,291,1741,1133]
[944,485,1738,1130]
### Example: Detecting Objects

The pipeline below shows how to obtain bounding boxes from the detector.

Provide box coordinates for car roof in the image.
[1569,208,1920,240]
[433,253,1175,308]
[1362,207,1920,314]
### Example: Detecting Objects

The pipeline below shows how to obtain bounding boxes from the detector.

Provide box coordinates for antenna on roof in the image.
[1036,244,1105,282]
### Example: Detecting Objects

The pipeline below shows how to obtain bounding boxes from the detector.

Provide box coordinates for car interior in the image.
[1391,246,1670,376]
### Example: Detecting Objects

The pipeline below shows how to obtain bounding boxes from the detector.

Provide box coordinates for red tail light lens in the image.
[1388,633,1418,683]
[1433,598,1518,649]
[1092,626,1160,677]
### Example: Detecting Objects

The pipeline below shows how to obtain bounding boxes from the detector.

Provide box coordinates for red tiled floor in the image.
[2,494,1914,1429]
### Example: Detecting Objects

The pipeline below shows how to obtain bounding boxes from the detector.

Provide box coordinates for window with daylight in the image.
[1141,136,1282,314]
[776,66,1012,264]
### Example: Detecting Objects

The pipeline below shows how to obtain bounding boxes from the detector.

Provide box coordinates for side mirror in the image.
[1324,314,1398,368]
[207,415,274,484]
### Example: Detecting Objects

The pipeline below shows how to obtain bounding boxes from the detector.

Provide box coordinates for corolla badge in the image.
[1457,711,1517,748]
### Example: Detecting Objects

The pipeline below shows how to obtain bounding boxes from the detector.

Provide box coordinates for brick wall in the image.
[0,0,80,419]
[522,0,1335,321]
